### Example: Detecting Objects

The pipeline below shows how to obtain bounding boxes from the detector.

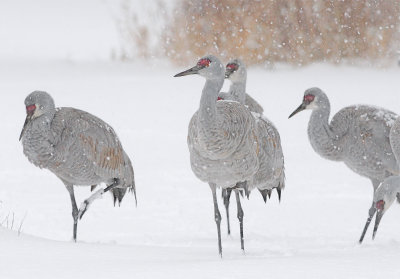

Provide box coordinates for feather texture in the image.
[21,92,135,199]
[305,89,399,183]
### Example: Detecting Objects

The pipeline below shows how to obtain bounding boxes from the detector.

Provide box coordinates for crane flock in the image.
[18,54,400,256]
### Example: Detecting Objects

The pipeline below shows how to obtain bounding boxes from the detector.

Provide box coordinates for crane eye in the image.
[226,63,238,71]
[376,200,385,211]
[304,94,315,103]
[197,58,211,68]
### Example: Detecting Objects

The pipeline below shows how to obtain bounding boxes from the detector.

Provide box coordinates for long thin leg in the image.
[64,183,79,242]
[78,179,120,219]
[235,189,245,252]
[358,179,381,243]
[210,183,222,256]
[222,188,232,235]
[359,203,376,244]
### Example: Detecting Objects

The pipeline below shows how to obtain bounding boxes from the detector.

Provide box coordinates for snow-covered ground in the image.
[1,60,400,278]
[2,0,400,278]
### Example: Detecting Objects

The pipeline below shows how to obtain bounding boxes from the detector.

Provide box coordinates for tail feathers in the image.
[258,176,285,204]
[244,184,251,199]
[111,188,127,207]
[129,183,137,207]
[276,166,285,202]
[276,187,282,202]
[109,182,136,207]
[124,151,137,207]
[258,189,269,203]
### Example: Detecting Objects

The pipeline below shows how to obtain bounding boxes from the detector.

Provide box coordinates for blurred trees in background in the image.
[120,0,400,66]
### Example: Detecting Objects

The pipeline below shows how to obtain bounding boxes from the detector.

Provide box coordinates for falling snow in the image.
[1,0,400,279]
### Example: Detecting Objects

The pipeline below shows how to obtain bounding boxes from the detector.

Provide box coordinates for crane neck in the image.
[198,78,224,126]
[21,110,55,169]
[307,97,343,160]
[228,80,246,104]
[390,118,400,168]
[36,111,54,129]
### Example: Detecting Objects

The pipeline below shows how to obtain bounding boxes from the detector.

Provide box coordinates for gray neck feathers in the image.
[199,78,224,126]
[307,95,343,160]
[390,118,400,167]
[35,111,54,132]
[228,80,246,104]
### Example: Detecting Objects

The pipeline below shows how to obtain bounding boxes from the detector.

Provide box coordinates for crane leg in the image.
[234,188,245,252]
[64,184,79,242]
[210,183,222,256]
[78,178,120,219]
[222,188,232,235]
[359,179,381,243]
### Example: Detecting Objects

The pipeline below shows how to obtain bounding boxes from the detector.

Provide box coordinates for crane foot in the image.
[78,188,105,219]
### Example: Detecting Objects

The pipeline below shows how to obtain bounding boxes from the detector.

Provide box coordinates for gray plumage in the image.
[252,116,285,194]
[219,59,285,237]
[174,55,260,255]
[359,116,400,243]
[289,87,399,241]
[289,88,398,183]
[223,59,285,196]
[220,58,264,114]
[184,57,259,188]
[20,91,136,241]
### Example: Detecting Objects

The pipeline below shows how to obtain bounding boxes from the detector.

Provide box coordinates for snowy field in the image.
[1,61,400,278]
[2,0,400,278]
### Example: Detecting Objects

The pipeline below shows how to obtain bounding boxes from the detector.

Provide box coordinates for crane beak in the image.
[372,209,384,240]
[359,207,376,244]
[19,115,31,141]
[174,65,201,77]
[288,103,306,119]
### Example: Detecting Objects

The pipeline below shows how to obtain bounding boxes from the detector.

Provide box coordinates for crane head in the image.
[371,178,400,240]
[359,176,400,243]
[19,91,55,141]
[288,87,323,118]
[174,55,224,80]
[225,59,246,82]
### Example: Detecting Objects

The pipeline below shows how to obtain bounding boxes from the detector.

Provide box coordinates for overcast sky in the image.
[0,0,120,61]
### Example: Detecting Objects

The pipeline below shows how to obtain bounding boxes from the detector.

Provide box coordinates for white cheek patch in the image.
[306,102,318,109]
[229,71,240,82]
[32,104,43,118]
[306,96,318,109]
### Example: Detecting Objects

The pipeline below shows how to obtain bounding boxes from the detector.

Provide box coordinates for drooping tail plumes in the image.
[111,188,127,206]
[123,151,137,206]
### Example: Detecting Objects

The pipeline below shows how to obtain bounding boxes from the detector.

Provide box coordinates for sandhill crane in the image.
[359,116,400,243]
[19,91,136,241]
[174,55,259,255]
[289,87,399,240]
[219,59,285,236]
[219,59,264,114]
